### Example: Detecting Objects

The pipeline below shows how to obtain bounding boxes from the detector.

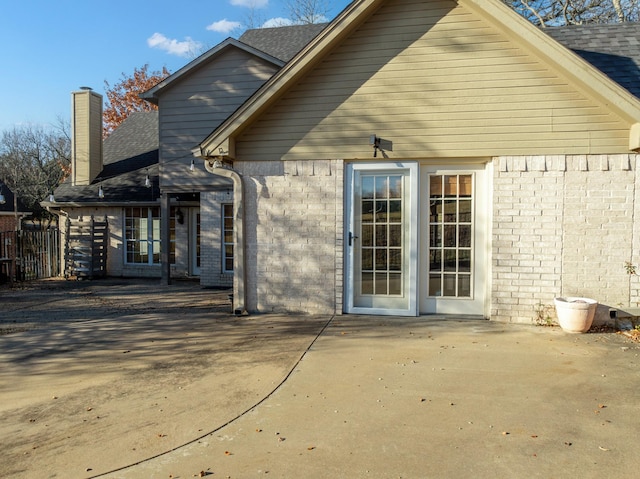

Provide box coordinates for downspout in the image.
[204,158,248,315]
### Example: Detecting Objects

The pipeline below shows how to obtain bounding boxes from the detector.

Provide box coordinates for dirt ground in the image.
[0,278,330,479]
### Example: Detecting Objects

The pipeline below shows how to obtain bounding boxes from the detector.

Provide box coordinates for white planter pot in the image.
[554,297,598,333]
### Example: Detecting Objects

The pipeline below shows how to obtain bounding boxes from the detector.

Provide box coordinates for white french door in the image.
[345,162,489,317]
[345,162,418,316]
[420,165,487,315]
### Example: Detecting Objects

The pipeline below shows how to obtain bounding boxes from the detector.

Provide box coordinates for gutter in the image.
[202,157,248,315]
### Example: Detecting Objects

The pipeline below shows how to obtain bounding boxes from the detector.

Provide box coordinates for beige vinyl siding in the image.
[235,0,631,160]
[159,48,279,189]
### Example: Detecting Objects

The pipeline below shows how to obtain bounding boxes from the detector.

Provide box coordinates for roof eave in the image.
[196,0,640,157]
[195,0,385,157]
[461,0,640,125]
[43,200,161,209]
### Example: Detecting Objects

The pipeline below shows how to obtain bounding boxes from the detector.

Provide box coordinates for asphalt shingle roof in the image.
[0,179,29,214]
[239,23,328,62]
[546,22,640,99]
[51,22,640,206]
[51,112,160,204]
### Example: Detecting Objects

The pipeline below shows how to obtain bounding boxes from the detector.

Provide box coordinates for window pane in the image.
[361,248,373,270]
[430,225,442,248]
[361,272,374,294]
[389,249,402,271]
[222,204,234,272]
[362,224,373,247]
[444,249,456,272]
[444,225,457,247]
[389,224,402,247]
[459,249,471,272]
[459,175,472,197]
[388,176,402,199]
[375,272,388,295]
[444,200,457,222]
[443,274,456,296]
[375,224,387,247]
[444,175,457,197]
[459,225,472,248]
[429,249,442,272]
[429,274,441,296]
[429,200,442,223]
[388,200,402,222]
[375,200,388,221]
[388,273,402,295]
[459,200,472,223]
[458,275,471,297]
[375,176,388,198]
[362,177,374,199]
[375,249,387,270]
[362,200,374,221]
[430,175,442,197]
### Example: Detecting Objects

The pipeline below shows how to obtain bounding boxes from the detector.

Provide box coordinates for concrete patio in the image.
[1,278,639,478]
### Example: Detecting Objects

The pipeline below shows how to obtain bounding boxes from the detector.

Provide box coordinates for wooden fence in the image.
[64,216,108,279]
[0,229,60,283]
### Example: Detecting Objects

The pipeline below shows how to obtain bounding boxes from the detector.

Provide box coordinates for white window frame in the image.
[124,207,161,265]
[222,203,234,273]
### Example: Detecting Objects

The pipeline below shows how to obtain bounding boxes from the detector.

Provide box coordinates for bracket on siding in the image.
[630,123,640,152]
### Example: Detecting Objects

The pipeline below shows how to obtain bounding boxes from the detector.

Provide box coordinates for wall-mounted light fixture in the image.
[145,174,151,188]
[48,192,55,203]
[189,159,195,172]
[176,208,184,225]
[370,134,381,157]
[0,187,5,205]
[98,185,104,199]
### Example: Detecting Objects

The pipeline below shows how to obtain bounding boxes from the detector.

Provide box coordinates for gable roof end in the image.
[459,0,640,150]
[193,0,385,158]
[194,0,640,157]
[140,38,285,104]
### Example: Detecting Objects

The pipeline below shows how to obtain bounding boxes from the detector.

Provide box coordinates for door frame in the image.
[344,161,419,316]
[419,164,489,316]
[189,208,201,276]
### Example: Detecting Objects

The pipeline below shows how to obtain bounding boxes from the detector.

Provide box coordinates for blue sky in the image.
[0,0,351,132]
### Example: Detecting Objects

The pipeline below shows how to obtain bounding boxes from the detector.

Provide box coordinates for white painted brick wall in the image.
[200,191,233,288]
[493,155,639,323]
[237,159,342,314]
[59,206,198,279]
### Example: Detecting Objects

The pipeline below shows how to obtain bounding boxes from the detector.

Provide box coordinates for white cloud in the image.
[206,19,242,34]
[147,33,202,57]
[262,17,293,28]
[230,0,268,7]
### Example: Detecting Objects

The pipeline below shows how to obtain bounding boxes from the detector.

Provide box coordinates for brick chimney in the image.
[71,87,103,186]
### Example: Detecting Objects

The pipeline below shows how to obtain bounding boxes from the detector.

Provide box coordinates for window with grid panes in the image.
[222,204,234,272]
[125,207,161,265]
[428,174,473,298]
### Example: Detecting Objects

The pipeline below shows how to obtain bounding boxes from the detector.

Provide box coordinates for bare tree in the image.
[243,2,267,29]
[0,121,70,222]
[285,0,333,24]
[503,0,640,26]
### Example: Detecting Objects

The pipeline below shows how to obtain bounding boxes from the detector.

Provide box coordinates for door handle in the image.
[349,232,358,246]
